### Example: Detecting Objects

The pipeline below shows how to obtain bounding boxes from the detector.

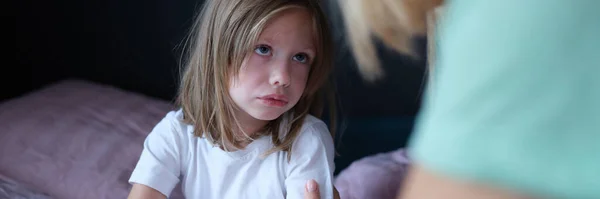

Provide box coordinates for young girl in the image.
[127,0,337,198]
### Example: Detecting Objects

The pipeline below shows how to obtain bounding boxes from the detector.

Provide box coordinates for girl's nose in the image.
[269,60,291,88]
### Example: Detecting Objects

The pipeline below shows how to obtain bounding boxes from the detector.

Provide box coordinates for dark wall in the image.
[13,0,427,117]
[13,0,73,100]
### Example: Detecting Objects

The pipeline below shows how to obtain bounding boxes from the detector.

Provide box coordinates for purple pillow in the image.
[334,149,411,199]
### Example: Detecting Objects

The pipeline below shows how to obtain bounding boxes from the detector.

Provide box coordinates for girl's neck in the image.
[232,110,269,145]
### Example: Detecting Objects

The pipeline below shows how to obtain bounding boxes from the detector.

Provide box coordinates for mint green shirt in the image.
[409,1,600,198]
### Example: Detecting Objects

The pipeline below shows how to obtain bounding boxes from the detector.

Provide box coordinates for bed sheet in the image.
[0,173,54,199]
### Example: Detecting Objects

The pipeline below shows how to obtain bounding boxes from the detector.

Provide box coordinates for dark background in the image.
[12,0,428,173]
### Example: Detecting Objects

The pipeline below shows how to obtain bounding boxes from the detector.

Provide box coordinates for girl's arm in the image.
[128,184,167,199]
[303,180,341,199]
[285,121,336,199]
[128,111,185,198]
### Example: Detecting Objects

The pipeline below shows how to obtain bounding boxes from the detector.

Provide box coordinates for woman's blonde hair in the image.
[177,0,336,159]
[338,0,444,81]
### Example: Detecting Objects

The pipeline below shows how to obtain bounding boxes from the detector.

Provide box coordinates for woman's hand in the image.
[303,179,340,199]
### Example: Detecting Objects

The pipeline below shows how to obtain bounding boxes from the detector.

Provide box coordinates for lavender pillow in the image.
[334,149,411,199]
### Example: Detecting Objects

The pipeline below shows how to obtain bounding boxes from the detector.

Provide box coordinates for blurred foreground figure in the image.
[336,0,600,198]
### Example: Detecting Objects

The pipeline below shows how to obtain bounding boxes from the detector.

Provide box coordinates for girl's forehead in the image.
[257,8,317,49]
[261,8,313,33]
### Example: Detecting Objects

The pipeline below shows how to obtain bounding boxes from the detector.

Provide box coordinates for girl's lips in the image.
[258,98,288,107]
[258,94,289,107]
[258,94,289,102]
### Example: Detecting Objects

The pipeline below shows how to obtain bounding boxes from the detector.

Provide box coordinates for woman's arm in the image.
[406,0,600,198]
[399,166,532,199]
[128,184,167,199]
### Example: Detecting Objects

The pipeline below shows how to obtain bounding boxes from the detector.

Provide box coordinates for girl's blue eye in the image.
[255,45,271,55]
[293,53,309,64]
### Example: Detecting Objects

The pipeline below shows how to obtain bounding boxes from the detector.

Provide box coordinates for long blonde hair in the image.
[338,0,444,81]
[177,0,336,159]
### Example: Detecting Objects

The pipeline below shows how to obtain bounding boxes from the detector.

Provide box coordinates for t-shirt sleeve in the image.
[285,121,336,199]
[409,0,600,198]
[129,111,184,197]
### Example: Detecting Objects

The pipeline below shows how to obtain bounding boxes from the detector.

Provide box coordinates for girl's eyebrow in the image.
[262,37,274,45]
[257,36,316,55]
[300,48,316,56]
[258,33,279,45]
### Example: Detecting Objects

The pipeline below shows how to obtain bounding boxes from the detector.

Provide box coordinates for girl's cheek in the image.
[242,55,262,71]
[292,63,310,78]
[250,53,271,66]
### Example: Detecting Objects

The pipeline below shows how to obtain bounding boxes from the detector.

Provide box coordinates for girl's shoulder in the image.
[301,115,327,129]
[145,109,196,148]
[154,108,193,135]
[289,115,334,156]
[297,115,330,140]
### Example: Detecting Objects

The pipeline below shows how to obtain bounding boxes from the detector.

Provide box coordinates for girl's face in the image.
[229,8,315,124]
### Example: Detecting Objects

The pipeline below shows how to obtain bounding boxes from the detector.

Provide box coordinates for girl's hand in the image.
[303,180,340,199]
[127,184,166,199]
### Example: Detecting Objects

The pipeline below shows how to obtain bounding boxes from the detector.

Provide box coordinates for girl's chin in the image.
[251,113,284,121]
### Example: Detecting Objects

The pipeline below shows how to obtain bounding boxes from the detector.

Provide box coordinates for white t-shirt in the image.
[129,109,335,199]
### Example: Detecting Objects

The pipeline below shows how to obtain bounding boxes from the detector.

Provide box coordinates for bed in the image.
[0,79,185,199]
[0,79,417,199]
